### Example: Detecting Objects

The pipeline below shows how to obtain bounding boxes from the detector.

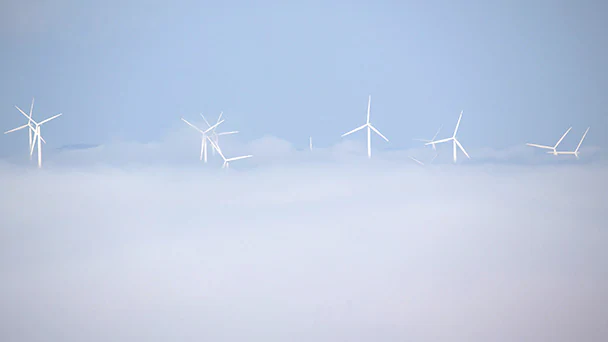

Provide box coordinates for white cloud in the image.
[248,135,295,157]
[17,131,602,171]
[3,117,604,169]
[1,162,607,341]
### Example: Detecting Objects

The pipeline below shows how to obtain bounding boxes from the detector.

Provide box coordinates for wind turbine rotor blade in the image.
[216,111,223,123]
[30,131,38,156]
[341,124,367,137]
[366,95,371,124]
[38,113,62,125]
[227,155,253,162]
[369,125,389,142]
[453,111,463,137]
[203,119,225,134]
[181,118,204,134]
[29,97,35,115]
[217,131,239,136]
[425,137,452,145]
[526,143,553,149]
[206,135,225,160]
[433,125,443,140]
[455,139,470,159]
[554,127,572,148]
[4,124,30,134]
[15,105,35,123]
[200,114,212,128]
[211,135,218,156]
[430,153,438,164]
[575,127,590,152]
[409,156,424,166]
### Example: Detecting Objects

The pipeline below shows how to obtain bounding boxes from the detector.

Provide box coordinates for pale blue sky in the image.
[1,0,607,159]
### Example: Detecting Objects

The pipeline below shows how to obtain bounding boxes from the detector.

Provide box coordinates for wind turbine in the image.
[4,98,39,159]
[206,136,252,169]
[201,112,239,156]
[181,117,225,162]
[414,125,442,151]
[341,95,389,158]
[549,127,590,159]
[309,136,313,151]
[425,110,470,163]
[526,127,572,156]
[6,106,62,168]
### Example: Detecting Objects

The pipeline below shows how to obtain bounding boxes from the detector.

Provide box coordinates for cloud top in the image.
[1,161,607,341]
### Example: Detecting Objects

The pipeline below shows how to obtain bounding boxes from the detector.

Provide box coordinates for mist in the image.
[1,161,607,341]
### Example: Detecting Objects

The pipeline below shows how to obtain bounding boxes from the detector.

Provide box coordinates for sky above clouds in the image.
[0,0,607,159]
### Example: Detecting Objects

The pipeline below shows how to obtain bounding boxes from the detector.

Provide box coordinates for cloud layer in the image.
[3,117,605,171]
[1,161,607,342]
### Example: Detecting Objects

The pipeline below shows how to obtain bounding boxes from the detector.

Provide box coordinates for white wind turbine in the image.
[410,125,442,165]
[4,98,39,159]
[6,105,62,168]
[425,110,470,163]
[414,125,442,151]
[526,127,572,156]
[181,117,225,162]
[206,136,252,169]
[341,95,389,159]
[309,136,313,151]
[549,127,590,159]
[201,112,239,156]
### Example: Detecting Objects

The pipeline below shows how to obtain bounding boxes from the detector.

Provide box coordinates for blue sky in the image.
[1,0,607,160]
